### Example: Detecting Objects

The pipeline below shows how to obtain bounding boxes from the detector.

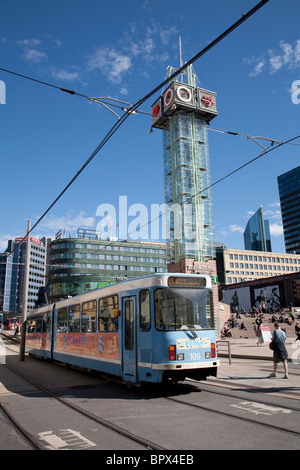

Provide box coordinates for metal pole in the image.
[20,221,31,361]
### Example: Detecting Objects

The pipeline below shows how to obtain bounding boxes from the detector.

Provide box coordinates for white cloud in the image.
[119,87,128,95]
[49,67,79,82]
[229,224,244,234]
[246,39,300,76]
[270,223,283,237]
[86,47,132,83]
[160,26,178,45]
[250,59,266,77]
[130,36,155,57]
[269,51,283,73]
[17,38,48,63]
[41,211,96,233]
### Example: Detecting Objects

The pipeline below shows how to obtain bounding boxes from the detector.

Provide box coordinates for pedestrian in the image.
[295,322,300,342]
[269,322,289,379]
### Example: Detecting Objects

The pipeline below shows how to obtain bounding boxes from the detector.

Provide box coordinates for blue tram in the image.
[25,274,219,385]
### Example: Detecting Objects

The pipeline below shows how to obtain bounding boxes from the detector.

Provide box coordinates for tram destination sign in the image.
[168,276,207,288]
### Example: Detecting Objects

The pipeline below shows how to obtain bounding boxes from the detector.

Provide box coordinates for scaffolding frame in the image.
[163,66,215,263]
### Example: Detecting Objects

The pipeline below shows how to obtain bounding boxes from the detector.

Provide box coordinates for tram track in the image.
[161,379,300,438]
[2,355,165,451]
[165,394,300,437]
[0,402,44,450]
[2,338,300,449]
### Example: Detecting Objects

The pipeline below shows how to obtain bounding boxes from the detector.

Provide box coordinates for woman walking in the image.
[269,322,289,378]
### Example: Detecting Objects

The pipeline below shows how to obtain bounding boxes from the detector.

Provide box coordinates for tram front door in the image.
[122,296,137,383]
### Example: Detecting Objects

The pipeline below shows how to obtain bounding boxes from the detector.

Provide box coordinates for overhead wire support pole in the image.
[20,221,31,362]
[88,97,121,119]
[4,0,269,257]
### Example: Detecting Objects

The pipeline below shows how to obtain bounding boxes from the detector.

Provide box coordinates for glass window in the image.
[57,307,67,332]
[43,311,51,333]
[125,299,134,350]
[27,314,35,332]
[35,314,43,333]
[68,304,80,332]
[99,295,118,332]
[82,300,97,332]
[154,288,213,331]
[139,289,151,331]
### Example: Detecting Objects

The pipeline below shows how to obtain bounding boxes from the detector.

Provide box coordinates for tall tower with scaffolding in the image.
[151,64,218,265]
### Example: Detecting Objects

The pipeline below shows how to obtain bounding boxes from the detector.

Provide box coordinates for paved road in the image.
[1,334,299,451]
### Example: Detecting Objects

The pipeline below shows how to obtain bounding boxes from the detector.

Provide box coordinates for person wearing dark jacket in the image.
[269,322,289,379]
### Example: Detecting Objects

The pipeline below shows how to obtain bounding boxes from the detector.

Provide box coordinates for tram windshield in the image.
[155,288,214,330]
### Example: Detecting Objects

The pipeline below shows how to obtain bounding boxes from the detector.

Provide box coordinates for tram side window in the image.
[43,311,51,333]
[99,295,118,332]
[35,314,43,333]
[27,315,35,332]
[139,289,151,331]
[68,304,80,333]
[82,300,97,332]
[57,307,67,332]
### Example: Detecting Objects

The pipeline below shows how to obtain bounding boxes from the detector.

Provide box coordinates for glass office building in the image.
[278,166,300,254]
[49,237,168,302]
[244,207,272,252]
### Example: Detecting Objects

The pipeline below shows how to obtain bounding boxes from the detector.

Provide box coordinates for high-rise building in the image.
[151,65,217,264]
[244,206,272,252]
[0,237,46,316]
[278,165,300,254]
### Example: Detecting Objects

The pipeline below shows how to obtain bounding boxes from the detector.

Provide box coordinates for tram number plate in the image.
[177,338,210,349]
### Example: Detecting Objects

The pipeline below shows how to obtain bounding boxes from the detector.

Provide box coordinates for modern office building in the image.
[216,244,300,286]
[0,237,46,316]
[278,165,300,254]
[48,232,168,302]
[151,64,217,264]
[244,206,272,252]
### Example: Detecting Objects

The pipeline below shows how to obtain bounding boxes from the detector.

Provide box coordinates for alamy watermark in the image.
[291,80,300,104]
[0,80,6,105]
[95,195,201,250]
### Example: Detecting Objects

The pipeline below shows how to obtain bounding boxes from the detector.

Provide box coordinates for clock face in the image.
[164,88,173,107]
[176,86,192,102]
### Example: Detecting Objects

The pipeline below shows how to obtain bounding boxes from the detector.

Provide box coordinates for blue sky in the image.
[1,0,300,254]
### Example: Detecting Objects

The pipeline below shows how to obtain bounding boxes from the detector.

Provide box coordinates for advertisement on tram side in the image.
[55,333,119,359]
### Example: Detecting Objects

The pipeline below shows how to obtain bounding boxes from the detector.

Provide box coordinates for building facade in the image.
[48,237,168,302]
[244,206,272,252]
[278,165,300,254]
[0,237,46,316]
[216,245,300,286]
[222,272,300,313]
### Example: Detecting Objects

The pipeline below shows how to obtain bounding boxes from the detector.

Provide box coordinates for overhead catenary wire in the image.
[5,132,299,255]
[205,126,300,150]
[0,66,90,100]
[120,133,300,241]
[2,0,269,258]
